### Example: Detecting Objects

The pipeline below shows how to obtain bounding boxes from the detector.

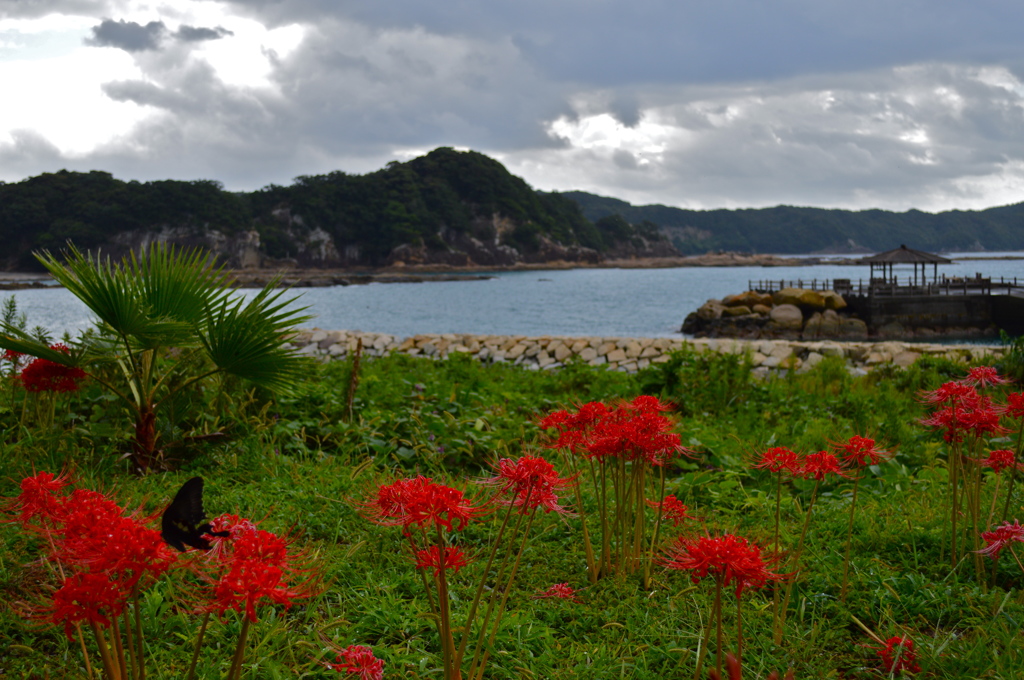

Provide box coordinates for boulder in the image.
[697,301,726,320]
[723,291,773,308]
[877,321,907,339]
[768,304,803,330]
[836,317,868,340]
[722,305,752,317]
[772,288,826,310]
[752,304,772,315]
[802,309,842,339]
[820,291,847,311]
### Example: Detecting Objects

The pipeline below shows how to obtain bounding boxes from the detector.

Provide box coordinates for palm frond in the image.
[199,282,313,394]
[0,326,82,365]
[132,244,233,326]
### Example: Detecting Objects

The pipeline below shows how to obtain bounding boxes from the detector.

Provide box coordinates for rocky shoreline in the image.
[681,287,1002,341]
[2,252,1019,290]
[288,329,1006,377]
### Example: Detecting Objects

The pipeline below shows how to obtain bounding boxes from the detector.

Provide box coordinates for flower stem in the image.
[455,500,516,670]
[433,526,456,680]
[645,466,667,589]
[470,508,538,680]
[840,473,862,602]
[185,613,211,680]
[714,579,724,680]
[776,479,819,645]
[228,616,251,680]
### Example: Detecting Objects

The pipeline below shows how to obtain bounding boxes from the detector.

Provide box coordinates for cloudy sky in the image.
[3,1,1024,212]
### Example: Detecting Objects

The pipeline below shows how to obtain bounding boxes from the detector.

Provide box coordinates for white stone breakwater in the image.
[289,329,1008,377]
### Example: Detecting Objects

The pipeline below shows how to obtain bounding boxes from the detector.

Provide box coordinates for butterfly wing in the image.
[161,477,211,551]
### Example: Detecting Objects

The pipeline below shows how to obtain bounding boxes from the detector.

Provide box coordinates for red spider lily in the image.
[414,545,470,576]
[48,571,128,640]
[752,447,802,474]
[794,451,849,481]
[55,512,176,589]
[532,582,582,602]
[874,636,921,675]
[542,396,688,465]
[482,455,575,514]
[646,494,696,527]
[921,389,1007,442]
[201,517,319,623]
[975,449,1023,475]
[1007,392,1024,420]
[831,435,891,467]
[960,395,1008,438]
[5,470,72,527]
[920,380,977,405]
[539,401,611,453]
[19,344,86,393]
[326,644,385,680]
[661,533,785,597]
[963,366,1009,388]
[977,520,1024,559]
[2,349,23,365]
[360,476,483,533]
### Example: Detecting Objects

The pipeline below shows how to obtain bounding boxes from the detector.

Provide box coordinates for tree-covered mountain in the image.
[5,148,1021,272]
[562,191,1024,254]
[0,148,675,271]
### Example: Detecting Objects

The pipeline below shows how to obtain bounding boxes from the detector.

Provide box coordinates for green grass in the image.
[2,350,1023,679]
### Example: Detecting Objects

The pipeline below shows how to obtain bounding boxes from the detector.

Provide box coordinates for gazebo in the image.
[860,244,952,287]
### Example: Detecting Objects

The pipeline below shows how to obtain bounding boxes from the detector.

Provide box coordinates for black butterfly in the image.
[161,477,230,552]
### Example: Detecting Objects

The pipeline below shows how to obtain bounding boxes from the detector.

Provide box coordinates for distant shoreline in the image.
[2,252,1021,290]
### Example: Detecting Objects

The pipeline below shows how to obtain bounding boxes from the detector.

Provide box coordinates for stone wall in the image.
[288,329,1007,377]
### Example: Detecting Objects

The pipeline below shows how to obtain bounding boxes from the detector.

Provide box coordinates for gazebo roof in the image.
[860,244,952,265]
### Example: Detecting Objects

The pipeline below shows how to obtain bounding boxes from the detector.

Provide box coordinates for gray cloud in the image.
[7,1,1024,213]
[85,18,167,52]
[218,0,1024,86]
[0,1,116,20]
[175,25,233,42]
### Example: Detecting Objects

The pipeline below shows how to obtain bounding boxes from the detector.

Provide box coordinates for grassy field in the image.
[2,347,1023,679]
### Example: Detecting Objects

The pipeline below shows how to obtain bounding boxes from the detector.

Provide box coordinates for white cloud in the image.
[0,47,148,154]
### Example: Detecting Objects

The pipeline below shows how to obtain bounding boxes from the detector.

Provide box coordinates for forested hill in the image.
[0,148,675,271]
[562,191,1024,254]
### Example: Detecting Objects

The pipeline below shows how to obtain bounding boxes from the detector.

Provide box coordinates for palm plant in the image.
[0,244,312,470]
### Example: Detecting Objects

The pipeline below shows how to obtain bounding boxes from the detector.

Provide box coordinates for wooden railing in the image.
[748,276,1023,297]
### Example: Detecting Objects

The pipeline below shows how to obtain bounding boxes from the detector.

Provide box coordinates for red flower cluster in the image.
[541,396,688,465]
[976,449,1023,475]
[977,520,1024,559]
[532,582,582,603]
[963,366,1009,388]
[753,447,801,474]
[18,344,87,393]
[5,472,177,639]
[920,379,1008,443]
[874,636,921,674]
[752,447,850,480]
[1007,392,1024,420]
[797,451,849,481]
[414,545,470,576]
[832,435,891,468]
[201,515,318,623]
[363,476,482,533]
[661,533,785,597]
[646,494,695,527]
[483,455,574,514]
[326,644,385,680]
[49,572,128,639]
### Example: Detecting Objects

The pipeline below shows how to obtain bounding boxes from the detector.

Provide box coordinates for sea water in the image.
[5,253,1023,340]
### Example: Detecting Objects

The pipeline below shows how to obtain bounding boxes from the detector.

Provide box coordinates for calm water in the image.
[6,253,1023,339]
